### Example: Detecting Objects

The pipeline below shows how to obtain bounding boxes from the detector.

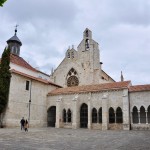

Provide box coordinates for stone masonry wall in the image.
[129,91,150,130]
[4,73,57,127]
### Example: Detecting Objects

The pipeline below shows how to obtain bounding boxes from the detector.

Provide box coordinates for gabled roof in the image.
[10,54,37,72]
[48,81,131,96]
[129,84,150,92]
[11,69,61,87]
[101,69,115,82]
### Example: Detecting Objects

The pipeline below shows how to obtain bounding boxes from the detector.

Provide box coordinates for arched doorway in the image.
[80,103,88,128]
[109,107,115,123]
[47,106,56,127]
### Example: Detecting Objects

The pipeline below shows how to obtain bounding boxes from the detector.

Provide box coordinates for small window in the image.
[68,52,70,58]
[26,81,30,90]
[85,39,89,50]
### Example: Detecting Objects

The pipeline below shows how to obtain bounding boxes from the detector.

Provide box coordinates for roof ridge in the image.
[48,80,131,96]
[11,69,61,87]
[10,54,37,72]
[129,84,150,92]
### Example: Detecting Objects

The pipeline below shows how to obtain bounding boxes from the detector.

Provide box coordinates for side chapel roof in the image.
[129,84,150,92]
[48,81,131,96]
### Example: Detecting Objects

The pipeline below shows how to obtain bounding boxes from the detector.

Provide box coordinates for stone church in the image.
[1,28,150,130]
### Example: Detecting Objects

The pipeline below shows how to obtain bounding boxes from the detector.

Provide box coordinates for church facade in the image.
[1,28,150,130]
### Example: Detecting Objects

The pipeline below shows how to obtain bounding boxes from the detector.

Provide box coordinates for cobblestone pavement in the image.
[0,127,150,150]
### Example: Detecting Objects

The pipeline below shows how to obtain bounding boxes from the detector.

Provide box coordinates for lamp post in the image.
[28,80,32,127]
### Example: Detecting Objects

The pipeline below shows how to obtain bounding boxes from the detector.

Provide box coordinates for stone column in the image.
[102,92,108,130]
[138,110,140,124]
[146,111,148,124]
[122,89,130,130]
[55,97,62,128]
[88,93,91,129]
[72,95,78,129]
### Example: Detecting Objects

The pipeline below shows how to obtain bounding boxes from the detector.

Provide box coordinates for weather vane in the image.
[14,24,19,35]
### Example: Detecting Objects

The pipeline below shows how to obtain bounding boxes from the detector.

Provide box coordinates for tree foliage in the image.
[0,0,7,7]
[0,47,11,114]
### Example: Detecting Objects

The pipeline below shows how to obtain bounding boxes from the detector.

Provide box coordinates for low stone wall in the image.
[92,123,102,130]
[62,123,72,129]
[108,124,123,130]
[131,124,150,130]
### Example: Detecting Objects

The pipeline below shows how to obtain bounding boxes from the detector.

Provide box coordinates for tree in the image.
[0,0,7,7]
[0,47,11,127]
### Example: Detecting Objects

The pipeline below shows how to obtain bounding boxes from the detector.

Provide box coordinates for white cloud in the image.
[0,0,150,85]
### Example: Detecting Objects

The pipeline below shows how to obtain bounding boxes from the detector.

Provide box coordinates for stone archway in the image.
[80,103,88,128]
[47,106,56,127]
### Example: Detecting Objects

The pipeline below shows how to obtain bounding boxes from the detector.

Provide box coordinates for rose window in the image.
[67,68,79,87]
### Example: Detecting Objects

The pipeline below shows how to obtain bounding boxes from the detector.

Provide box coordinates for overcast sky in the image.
[0,0,150,85]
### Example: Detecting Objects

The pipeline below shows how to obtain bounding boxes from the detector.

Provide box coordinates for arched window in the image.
[92,108,97,123]
[109,107,115,123]
[140,106,146,123]
[67,109,72,123]
[63,109,66,122]
[98,107,102,123]
[132,106,138,123]
[116,107,123,123]
[148,106,150,123]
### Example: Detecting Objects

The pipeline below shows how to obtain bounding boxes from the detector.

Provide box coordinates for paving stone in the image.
[0,128,150,150]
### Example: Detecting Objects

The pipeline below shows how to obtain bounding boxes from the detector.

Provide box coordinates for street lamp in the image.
[28,80,32,127]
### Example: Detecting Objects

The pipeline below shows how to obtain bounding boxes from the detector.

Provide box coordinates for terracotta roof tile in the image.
[129,84,150,92]
[11,69,61,87]
[48,81,131,96]
[10,54,37,72]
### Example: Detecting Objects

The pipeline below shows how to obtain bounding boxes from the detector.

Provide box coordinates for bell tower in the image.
[77,28,101,84]
[7,25,22,56]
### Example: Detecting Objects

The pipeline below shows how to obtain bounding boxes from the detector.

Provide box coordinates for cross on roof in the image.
[14,24,19,35]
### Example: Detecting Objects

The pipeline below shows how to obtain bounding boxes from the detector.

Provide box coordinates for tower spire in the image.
[121,71,124,82]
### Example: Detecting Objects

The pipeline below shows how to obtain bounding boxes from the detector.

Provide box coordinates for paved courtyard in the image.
[0,127,150,150]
